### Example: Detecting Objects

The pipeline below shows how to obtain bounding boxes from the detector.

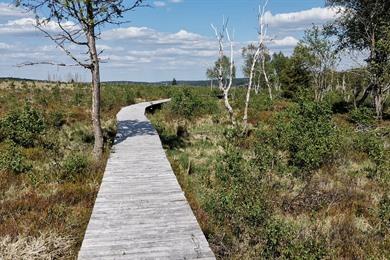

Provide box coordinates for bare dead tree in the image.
[211,19,235,125]
[243,0,269,128]
[15,0,146,160]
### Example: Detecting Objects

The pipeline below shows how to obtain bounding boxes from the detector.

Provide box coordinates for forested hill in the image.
[104,78,249,86]
[0,77,249,87]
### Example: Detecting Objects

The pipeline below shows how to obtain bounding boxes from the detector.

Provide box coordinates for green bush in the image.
[168,88,217,119]
[354,132,385,174]
[254,129,278,173]
[350,107,375,127]
[378,195,390,233]
[276,100,338,173]
[62,153,88,181]
[124,89,135,105]
[206,144,268,229]
[0,104,46,147]
[69,124,94,144]
[0,141,31,174]
[49,111,66,129]
[262,218,327,259]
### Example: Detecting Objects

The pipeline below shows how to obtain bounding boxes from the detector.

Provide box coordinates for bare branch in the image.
[15,61,79,67]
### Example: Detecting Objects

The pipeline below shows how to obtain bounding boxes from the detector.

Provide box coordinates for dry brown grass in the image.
[0,233,73,260]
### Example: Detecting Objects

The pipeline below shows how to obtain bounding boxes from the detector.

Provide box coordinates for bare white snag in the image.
[211,19,235,125]
[243,0,270,128]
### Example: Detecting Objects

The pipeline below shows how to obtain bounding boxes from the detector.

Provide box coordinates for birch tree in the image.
[243,0,270,128]
[210,20,236,124]
[15,0,146,159]
[326,0,390,119]
[301,25,338,102]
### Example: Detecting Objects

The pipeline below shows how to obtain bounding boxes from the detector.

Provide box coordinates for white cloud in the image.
[154,1,166,7]
[170,0,183,3]
[271,36,299,47]
[0,3,26,17]
[0,42,11,49]
[0,17,77,35]
[265,7,341,29]
[102,26,156,40]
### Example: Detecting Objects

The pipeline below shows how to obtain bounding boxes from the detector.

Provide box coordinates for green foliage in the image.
[378,195,390,233]
[171,78,177,86]
[253,129,278,173]
[0,104,46,147]
[350,107,375,127]
[262,218,327,259]
[241,44,272,87]
[61,153,89,181]
[0,141,31,174]
[168,88,217,119]
[207,55,236,81]
[354,132,386,173]
[206,144,268,230]
[124,89,135,105]
[49,111,66,129]
[281,45,312,98]
[277,100,338,173]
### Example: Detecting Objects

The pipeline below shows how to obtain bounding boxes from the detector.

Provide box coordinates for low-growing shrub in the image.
[350,107,375,127]
[49,111,66,129]
[354,132,386,174]
[61,153,89,181]
[168,88,217,119]
[206,144,268,230]
[253,129,278,173]
[0,104,46,147]
[276,100,339,174]
[0,141,31,174]
[378,195,390,234]
[262,218,327,259]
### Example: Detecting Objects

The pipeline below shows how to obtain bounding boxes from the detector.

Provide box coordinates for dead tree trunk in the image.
[211,21,235,125]
[243,0,269,128]
[243,48,261,127]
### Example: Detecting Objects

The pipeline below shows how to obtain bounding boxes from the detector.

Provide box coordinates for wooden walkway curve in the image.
[78,100,215,259]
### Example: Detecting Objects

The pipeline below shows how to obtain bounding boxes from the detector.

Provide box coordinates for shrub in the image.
[354,132,385,174]
[49,111,66,129]
[262,218,327,259]
[253,129,279,173]
[69,124,94,144]
[124,89,135,105]
[0,104,46,147]
[378,195,390,233]
[276,100,338,173]
[0,141,31,174]
[206,144,268,230]
[168,88,217,119]
[350,107,375,127]
[61,153,88,181]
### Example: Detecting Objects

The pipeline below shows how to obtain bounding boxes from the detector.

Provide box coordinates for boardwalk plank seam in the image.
[78,100,215,260]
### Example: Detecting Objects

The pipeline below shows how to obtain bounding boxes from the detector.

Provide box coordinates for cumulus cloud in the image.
[102,26,206,46]
[270,36,299,47]
[0,17,76,35]
[0,2,342,81]
[0,3,26,17]
[265,7,341,30]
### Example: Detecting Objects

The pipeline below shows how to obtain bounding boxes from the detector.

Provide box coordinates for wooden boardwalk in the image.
[78,100,215,259]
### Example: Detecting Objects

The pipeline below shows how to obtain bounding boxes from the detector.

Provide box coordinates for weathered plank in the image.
[78,100,215,259]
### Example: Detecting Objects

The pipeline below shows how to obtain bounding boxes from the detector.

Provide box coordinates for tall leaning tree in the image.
[15,0,146,159]
[326,0,390,119]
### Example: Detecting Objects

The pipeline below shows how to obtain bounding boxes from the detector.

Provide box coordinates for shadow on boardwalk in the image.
[114,120,156,145]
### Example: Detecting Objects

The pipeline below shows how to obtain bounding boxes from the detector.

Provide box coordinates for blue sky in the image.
[0,0,337,82]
